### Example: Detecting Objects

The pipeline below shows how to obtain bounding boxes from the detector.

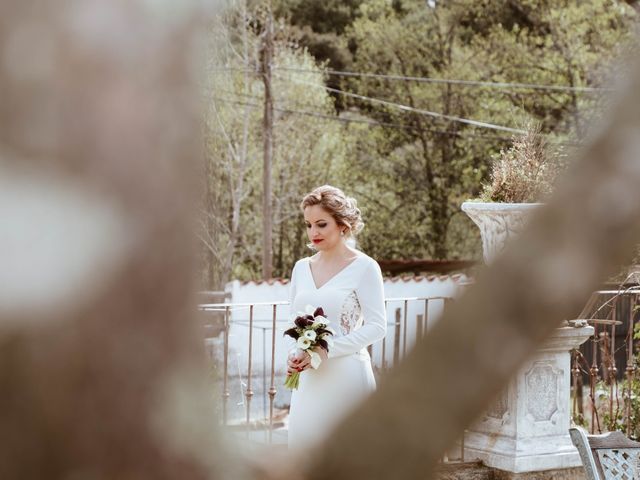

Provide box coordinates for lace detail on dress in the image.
[340,291,361,335]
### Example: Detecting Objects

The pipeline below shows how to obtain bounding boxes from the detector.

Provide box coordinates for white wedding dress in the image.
[287,250,387,451]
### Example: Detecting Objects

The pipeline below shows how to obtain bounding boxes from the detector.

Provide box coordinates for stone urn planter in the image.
[461,200,594,475]
[461,201,544,264]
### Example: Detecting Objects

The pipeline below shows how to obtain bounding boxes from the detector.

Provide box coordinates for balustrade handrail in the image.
[198,295,453,310]
[202,294,456,446]
[199,300,289,310]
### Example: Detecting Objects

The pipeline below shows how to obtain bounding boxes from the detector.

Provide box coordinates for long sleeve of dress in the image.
[289,261,298,311]
[286,261,299,354]
[327,260,387,358]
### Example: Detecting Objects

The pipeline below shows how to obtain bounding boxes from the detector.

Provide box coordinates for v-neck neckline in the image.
[307,254,362,290]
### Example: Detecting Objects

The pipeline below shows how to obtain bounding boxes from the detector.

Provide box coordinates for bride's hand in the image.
[290,347,328,373]
[287,350,306,375]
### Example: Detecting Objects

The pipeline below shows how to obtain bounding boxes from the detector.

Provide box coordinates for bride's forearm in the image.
[327,323,386,358]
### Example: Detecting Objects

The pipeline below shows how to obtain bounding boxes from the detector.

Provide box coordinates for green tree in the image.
[204,0,638,282]
[457,0,638,137]
[273,0,364,70]
[341,0,516,259]
[201,1,350,286]
[337,0,636,260]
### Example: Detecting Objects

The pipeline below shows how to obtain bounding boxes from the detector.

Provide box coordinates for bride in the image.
[286,185,387,452]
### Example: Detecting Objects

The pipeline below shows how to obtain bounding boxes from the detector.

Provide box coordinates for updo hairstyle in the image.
[300,185,364,238]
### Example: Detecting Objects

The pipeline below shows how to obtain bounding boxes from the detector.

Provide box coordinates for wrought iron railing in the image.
[198,295,455,444]
[571,286,640,436]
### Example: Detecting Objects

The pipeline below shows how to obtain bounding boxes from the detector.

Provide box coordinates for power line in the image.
[273,73,527,134]
[207,86,332,114]
[207,66,611,93]
[209,97,517,142]
[209,87,336,113]
[273,66,611,93]
[208,93,577,145]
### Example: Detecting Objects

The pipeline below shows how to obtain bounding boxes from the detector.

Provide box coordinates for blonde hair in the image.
[300,185,364,238]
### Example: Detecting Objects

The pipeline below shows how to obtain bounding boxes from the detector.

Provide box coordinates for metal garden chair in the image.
[570,427,640,480]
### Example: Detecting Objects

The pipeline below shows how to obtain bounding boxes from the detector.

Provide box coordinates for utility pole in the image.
[260,10,274,280]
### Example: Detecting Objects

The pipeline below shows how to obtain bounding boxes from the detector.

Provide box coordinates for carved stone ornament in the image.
[461,202,543,264]
[525,362,560,422]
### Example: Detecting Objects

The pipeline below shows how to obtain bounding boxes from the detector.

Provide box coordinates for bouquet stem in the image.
[284,371,300,390]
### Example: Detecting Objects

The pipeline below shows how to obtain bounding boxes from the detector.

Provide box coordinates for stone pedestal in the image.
[461,201,594,472]
[464,326,593,472]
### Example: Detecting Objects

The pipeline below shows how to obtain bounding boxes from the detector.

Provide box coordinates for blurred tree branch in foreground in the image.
[2,1,640,479]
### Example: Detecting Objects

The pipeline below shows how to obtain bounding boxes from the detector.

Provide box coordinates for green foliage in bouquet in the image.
[480,123,563,204]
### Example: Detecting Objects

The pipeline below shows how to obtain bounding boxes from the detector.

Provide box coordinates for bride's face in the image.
[304,205,345,251]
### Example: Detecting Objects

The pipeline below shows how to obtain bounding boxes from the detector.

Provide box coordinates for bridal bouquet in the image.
[283,305,334,390]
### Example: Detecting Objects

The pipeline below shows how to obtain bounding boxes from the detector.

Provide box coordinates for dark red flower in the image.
[315,328,333,336]
[284,327,299,339]
[313,307,325,318]
[294,316,308,328]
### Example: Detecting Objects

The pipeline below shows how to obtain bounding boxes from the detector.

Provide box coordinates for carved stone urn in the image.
[461,201,543,264]
[461,201,594,474]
